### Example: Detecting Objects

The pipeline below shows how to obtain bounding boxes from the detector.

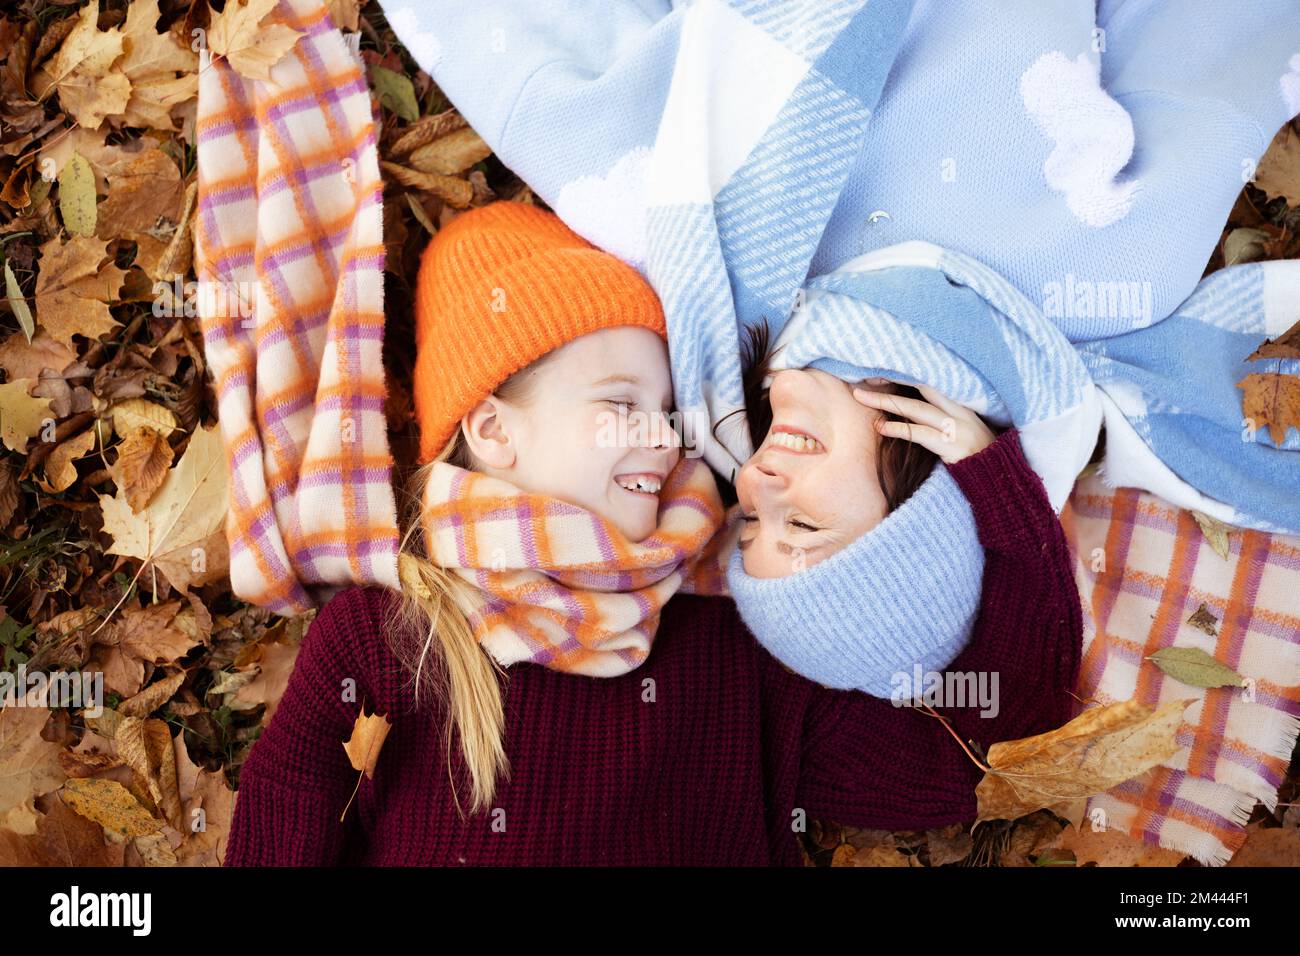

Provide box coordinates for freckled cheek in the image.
[814,456,866,511]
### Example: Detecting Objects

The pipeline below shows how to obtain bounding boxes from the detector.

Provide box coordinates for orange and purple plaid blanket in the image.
[1062,470,1300,865]
[193,0,400,616]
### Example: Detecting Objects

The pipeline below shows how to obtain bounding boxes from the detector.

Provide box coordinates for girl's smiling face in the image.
[735,368,891,577]
[459,326,681,543]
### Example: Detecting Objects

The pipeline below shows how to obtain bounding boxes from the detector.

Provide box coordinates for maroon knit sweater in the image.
[224,427,1082,866]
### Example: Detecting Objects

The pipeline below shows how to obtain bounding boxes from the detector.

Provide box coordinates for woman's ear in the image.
[460,397,516,471]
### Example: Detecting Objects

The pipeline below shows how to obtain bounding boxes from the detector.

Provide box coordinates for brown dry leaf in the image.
[1189,509,1232,560]
[99,422,230,595]
[148,179,199,281]
[131,829,177,866]
[231,640,301,725]
[111,397,178,439]
[35,1,132,130]
[1237,370,1300,447]
[1226,822,1300,866]
[1246,318,1300,362]
[172,730,234,866]
[1254,122,1300,207]
[343,707,392,780]
[1046,821,1188,866]
[0,706,66,826]
[0,378,54,453]
[998,811,1067,866]
[95,146,184,239]
[834,842,917,867]
[0,792,125,866]
[0,462,18,527]
[925,823,974,866]
[326,0,362,32]
[390,109,470,157]
[118,670,186,718]
[0,329,77,382]
[111,425,174,511]
[380,160,475,207]
[117,0,199,133]
[975,698,1193,827]
[408,128,493,177]
[60,776,162,838]
[114,716,183,830]
[33,235,125,347]
[118,600,201,665]
[206,0,304,81]
[87,642,146,698]
[36,426,96,493]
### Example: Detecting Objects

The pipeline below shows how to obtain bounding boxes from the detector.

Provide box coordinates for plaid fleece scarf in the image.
[194,0,399,617]
[419,456,734,677]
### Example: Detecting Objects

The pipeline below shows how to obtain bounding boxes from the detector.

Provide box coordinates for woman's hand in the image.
[851,380,995,465]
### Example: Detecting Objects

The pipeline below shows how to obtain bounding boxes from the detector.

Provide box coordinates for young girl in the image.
[224,201,1083,866]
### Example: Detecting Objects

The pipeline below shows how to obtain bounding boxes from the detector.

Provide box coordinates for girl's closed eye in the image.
[603,398,636,411]
[788,518,819,532]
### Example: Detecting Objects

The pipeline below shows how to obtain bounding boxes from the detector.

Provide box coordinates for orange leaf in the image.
[1237,370,1300,447]
[111,425,174,512]
[343,707,391,780]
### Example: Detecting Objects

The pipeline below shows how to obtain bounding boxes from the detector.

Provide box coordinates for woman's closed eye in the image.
[602,398,636,411]
[739,513,820,533]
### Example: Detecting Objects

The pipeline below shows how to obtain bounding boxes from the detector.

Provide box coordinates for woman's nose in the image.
[738,459,788,506]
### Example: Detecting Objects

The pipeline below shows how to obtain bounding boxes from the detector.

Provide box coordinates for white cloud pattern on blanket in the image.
[554,146,652,269]
[1283,52,1300,115]
[1019,51,1138,228]
[386,6,442,70]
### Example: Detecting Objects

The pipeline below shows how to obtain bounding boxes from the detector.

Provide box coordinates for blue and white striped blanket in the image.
[382,0,1300,533]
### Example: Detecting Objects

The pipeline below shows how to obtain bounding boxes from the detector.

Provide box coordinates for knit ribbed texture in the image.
[413,201,667,464]
[223,428,1082,866]
[725,449,987,697]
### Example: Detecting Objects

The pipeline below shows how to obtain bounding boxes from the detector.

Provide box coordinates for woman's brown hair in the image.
[715,317,939,513]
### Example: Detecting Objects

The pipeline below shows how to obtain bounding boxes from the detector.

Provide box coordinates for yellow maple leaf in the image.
[974,698,1192,829]
[0,379,54,453]
[36,426,96,494]
[98,422,230,598]
[343,707,393,780]
[340,705,393,823]
[1238,370,1300,447]
[118,0,199,132]
[206,0,305,81]
[35,1,133,130]
[33,235,125,347]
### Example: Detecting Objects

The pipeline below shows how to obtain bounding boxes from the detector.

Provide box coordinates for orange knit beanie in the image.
[412,201,668,465]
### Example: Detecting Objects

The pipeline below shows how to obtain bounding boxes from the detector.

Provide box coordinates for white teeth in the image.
[616,476,662,494]
[768,431,823,452]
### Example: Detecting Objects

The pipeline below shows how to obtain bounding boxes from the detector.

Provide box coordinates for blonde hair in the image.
[383,351,560,817]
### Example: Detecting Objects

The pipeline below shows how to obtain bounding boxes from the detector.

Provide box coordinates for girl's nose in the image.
[643,409,680,449]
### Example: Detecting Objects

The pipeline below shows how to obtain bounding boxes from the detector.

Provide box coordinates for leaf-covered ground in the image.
[0,0,1298,867]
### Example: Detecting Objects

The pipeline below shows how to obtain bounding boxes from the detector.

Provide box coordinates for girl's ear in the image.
[460,397,516,471]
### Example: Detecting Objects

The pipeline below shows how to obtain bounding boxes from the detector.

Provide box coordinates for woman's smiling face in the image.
[735,368,891,577]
